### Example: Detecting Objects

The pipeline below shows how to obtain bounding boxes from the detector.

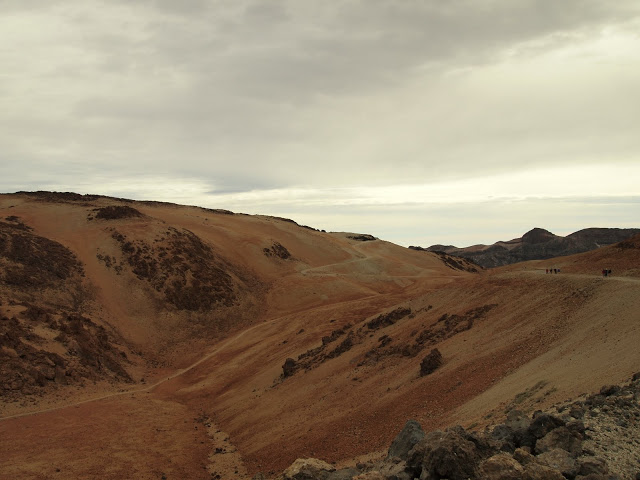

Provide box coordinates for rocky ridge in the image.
[272,374,640,480]
[413,228,640,268]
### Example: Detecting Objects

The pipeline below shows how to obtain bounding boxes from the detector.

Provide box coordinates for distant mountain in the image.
[412,227,640,268]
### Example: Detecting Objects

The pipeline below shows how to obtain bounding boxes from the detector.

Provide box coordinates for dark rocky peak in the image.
[521,228,557,244]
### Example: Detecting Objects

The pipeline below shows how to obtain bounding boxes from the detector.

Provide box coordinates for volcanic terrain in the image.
[1,192,639,479]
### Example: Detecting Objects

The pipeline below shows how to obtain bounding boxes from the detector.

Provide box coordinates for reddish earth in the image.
[1,192,639,479]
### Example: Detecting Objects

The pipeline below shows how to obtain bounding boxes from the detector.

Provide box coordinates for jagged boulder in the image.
[513,447,535,465]
[535,425,583,457]
[387,420,425,460]
[477,453,524,480]
[407,428,481,480]
[490,423,517,452]
[281,458,336,480]
[504,409,533,448]
[576,457,609,477]
[535,448,578,479]
[569,402,586,419]
[599,385,621,397]
[528,412,565,442]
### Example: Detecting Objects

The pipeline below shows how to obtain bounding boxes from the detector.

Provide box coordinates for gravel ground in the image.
[554,375,640,479]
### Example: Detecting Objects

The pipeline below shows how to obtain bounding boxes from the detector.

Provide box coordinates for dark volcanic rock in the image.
[387,420,425,460]
[490,423,517,452]
[110,227,239,311]
[0,221,83,288]
[577,457,609,477]
[263,242,292,259]
[93,205,143,220]
[535,426,583,457]
[477,453,524,479]
[535,448,578,478]
[366,307,412,330]
[419,348,443,376]
[528,412,565,441]
[408,429,482,480]
[282,358,297,378]
[347,234,376,242]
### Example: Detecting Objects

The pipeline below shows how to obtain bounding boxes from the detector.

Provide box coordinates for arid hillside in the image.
[1,192,639,479]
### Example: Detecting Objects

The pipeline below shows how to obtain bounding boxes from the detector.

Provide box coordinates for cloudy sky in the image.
[1,0,639,247]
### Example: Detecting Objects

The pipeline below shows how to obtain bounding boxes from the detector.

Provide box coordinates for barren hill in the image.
[1,192,639,479]
[416,227,640,268]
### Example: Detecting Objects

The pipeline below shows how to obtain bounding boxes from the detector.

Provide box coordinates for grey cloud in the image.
[2,0,640,205]
[144,0,639,102]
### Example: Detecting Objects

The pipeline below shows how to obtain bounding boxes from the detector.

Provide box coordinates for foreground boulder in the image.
[535,425,583,457]
[387,420,425,460]
[407,428,483,480]
[478,453,524,480]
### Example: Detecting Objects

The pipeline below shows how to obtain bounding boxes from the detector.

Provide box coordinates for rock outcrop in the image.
[419,348,443,376]
[273,374,640,480]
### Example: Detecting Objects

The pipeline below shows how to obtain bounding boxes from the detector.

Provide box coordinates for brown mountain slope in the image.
[0,192,468,410]
[1,193,639,479]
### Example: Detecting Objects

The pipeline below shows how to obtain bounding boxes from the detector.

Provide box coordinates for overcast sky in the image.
[1,1,639,247]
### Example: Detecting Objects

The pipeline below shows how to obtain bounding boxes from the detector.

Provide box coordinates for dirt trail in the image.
[521,269,640,282]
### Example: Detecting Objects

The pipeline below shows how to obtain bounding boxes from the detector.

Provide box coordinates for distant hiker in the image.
[546,268,548,274]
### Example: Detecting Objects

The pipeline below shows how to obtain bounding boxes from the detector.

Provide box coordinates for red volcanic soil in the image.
[1,192,639,479]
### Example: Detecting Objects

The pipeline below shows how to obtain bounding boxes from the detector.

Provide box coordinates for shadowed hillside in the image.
[1,192,639,479]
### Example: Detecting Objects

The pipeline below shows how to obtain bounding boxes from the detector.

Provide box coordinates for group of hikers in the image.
[545,268,613,277]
